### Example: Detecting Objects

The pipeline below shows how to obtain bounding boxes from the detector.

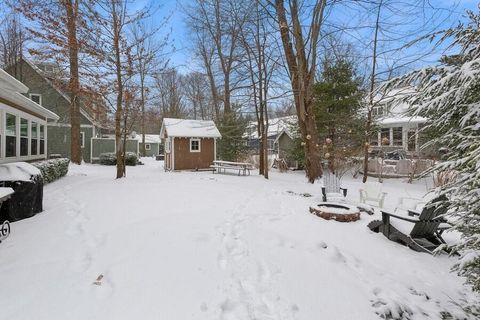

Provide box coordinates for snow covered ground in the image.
[0,158,477,319]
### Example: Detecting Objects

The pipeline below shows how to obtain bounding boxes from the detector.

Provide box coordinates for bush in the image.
[32,158,70,184]
[99,152,139,166]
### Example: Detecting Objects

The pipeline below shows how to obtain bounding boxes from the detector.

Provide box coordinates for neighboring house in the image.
[0,69,59,164]
[5,59,109,162]
[160,118,221,171]
[370,88,427,155]
[244,115,297,157]
[132,133,162,157]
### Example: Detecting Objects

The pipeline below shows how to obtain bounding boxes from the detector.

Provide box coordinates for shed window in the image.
[165,138,171,153]
[145,143,151,150]
[190,138,201,152]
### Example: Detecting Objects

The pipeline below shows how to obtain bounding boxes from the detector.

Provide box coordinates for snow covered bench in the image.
[210,160,254,176]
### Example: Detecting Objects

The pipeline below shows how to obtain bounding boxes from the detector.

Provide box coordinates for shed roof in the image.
[160,118,221,138]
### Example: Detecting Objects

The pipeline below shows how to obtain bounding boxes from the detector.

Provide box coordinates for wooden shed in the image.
[160,118,221,171]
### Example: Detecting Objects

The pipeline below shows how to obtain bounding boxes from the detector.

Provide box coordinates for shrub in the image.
[99,152,139,166]
[32,158,70,184]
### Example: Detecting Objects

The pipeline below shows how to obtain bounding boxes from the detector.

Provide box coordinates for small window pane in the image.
[31,122,38,138]
[393,127,402,146]
[6,113,16,136]
[40,125,45,139]
[190,139,200,151]
[21,137,28,156]
[20,118,28,137]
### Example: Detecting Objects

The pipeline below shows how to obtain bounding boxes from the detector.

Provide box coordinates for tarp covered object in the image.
[0,162,43,221]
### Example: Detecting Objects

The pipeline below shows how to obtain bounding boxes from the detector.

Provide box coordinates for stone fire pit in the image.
[309,202,360,222]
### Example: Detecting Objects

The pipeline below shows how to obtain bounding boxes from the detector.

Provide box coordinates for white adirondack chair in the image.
[359,181,387,208]
[322,172,347,202]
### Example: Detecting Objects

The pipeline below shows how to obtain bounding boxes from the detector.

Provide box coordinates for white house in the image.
[370,88,427,154]
[0,69,59,164]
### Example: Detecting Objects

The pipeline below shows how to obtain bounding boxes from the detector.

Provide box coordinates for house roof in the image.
[245,115,298,140]
[160,118,222,138]
[374,87,427,126]
[0,69,59,121]
[21,59,104,127]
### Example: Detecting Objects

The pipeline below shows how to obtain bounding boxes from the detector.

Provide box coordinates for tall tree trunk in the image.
[140,73,146,157]
[363,0,382,183]
[112,2,125,178]
[275,0,325,183]
[65,0,82,164]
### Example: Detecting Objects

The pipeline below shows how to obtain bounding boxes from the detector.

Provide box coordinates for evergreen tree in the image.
[313,59,364,171]
[217,107,248,161]
[386,10,480,292]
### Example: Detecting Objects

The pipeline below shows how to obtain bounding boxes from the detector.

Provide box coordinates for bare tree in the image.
[0,11,27,69]
[131,22,169,156]
[186,0,250,118]
[154,68,186,119]
[242,0,281,179]
[15,0,95,164]
[90,0,150,178]
[182,71,213,120]
[273,0,327,183]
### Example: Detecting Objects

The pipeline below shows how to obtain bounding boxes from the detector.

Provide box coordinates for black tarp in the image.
[0,165,43,222]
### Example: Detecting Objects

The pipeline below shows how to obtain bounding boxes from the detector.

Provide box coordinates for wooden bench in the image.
[210,160,254,176]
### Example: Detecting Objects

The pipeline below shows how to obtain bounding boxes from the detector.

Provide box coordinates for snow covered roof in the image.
[245,115,297,140]
[0,69,59,121]
[374,87,427,126]
[379,116,427,126]
[160,118,222,138]
[132,134,162,144]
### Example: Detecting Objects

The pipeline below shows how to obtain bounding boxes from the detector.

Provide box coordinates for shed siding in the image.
[173,137,214,170]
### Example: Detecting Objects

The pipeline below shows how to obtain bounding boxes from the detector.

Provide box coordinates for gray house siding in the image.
[139,142,160,157]
[48,126,94,162]
[5,59,100,162]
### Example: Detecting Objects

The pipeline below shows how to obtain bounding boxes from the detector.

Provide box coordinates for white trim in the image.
[214,138,217,161]
[171,137,175,170]
[48,122,94,128]
[29,93,42,106]
[190,138,201,152]
[80,131,85,148]
[145,143,151,151]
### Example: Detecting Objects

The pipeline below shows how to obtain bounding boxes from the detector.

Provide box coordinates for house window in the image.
[31,122,38,155]
[80,132,85,148]
[392,127,403,146]
[145,143,151,151]
[29,93,42,105]
[408,129,417,152]
[190,138,201,152]
[380,128,390,146]
[5,113,16,157]
[39,124,45,155]
[20,118,29,156]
